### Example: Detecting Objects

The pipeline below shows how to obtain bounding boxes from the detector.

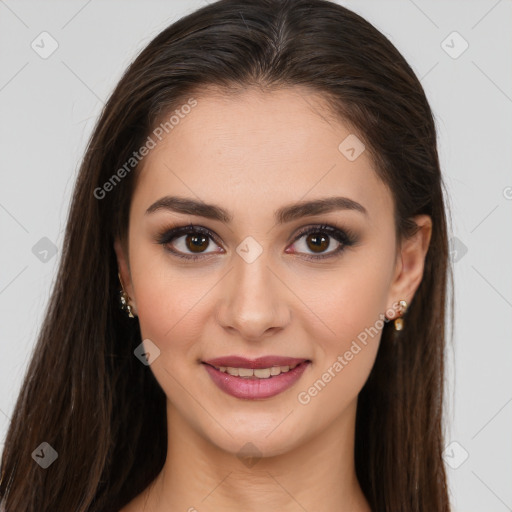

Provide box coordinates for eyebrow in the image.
[145,195,367,223]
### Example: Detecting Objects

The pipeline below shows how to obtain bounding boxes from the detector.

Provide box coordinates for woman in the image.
[0,0,453,510]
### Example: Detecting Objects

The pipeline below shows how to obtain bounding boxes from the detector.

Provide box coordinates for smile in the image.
[202,360,311,399]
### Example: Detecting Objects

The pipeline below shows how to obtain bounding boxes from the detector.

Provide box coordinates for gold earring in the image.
[394,300,408,331]
[118,272,135,318]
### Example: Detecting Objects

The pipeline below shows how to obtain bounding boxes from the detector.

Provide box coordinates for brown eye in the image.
[157,223,356,262]
[156,225,223,260]
[286,224,356,261]
[185,233,210,253]
[305,233,330,253]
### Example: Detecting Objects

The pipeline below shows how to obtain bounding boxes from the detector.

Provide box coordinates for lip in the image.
[202,359,311,400]
[202,355,308,369]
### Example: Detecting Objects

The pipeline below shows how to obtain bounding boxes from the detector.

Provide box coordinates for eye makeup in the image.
[153,222,359,262]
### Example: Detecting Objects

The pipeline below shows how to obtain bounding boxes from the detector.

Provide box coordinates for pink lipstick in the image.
[202,355,311,400]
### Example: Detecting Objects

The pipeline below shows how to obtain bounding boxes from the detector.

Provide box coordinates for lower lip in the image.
[202,361,311,400]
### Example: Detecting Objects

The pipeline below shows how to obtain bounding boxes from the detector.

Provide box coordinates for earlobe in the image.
[113,238,137,316]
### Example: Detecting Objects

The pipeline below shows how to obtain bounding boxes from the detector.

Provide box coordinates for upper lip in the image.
[202,355,310,369]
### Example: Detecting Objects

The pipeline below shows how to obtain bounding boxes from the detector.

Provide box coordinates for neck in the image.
[142,397,371,512]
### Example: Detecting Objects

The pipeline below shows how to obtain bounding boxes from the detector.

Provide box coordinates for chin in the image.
[191,412,300,457]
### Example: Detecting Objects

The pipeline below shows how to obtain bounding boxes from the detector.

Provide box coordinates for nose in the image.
[215,253,291,341]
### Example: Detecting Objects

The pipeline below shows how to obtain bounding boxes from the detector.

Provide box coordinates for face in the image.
[115,86,431,457]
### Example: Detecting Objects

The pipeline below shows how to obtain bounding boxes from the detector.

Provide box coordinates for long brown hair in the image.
[0,1,453,510]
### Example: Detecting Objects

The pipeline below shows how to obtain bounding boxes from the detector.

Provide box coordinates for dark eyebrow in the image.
[145,195,367,223]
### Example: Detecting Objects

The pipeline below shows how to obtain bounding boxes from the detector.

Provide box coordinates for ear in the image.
[386,214,432,318]
[114,237,138,315]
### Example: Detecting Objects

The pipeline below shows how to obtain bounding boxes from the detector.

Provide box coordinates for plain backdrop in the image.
[1,1,511,510]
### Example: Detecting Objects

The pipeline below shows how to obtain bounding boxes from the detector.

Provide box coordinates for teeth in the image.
[216,363,300,378]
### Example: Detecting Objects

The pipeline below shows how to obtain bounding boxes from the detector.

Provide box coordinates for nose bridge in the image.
[217,246,290,339]
[235,251,274,303]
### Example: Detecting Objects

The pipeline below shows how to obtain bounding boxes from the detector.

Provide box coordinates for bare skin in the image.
[116,86,432,512]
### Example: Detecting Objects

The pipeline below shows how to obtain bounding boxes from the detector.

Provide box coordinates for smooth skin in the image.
[116,86,432,512]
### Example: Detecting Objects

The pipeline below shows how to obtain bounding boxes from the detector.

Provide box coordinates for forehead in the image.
[132,86,393,225]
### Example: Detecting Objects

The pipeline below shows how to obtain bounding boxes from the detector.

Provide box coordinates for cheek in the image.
[314,252,392,338]
[335,272,389,345]
[303,255,393,397]
[133,274,206,354]
[129,244,219,368]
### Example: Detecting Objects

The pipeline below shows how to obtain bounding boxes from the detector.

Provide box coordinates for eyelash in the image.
[154,223,357,262]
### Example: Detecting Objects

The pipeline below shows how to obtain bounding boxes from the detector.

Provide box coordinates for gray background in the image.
[1,1,511,510]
